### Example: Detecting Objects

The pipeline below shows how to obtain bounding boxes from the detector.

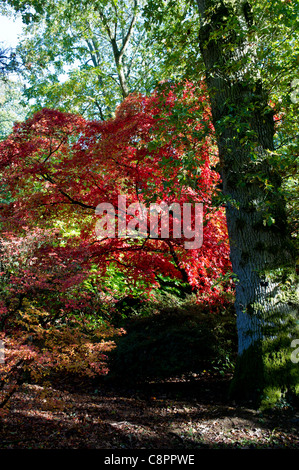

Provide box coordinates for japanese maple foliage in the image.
[0,81,232,308]
[0,82,234,403]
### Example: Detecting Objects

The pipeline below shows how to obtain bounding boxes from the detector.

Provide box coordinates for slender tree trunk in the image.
[115,55,130,99]
[196,0,299,403]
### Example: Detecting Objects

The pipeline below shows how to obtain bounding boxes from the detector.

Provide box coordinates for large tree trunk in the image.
[196,0,299,404]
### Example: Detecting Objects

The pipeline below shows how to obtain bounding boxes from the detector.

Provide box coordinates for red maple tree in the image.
[0,82,234,402]
[0,81,232,310]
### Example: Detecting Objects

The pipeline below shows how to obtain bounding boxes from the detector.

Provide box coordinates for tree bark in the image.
[196,0,299,403]
[98,1,138,100]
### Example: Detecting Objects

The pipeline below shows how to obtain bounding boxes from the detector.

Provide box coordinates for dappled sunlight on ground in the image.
[0,377,298,449]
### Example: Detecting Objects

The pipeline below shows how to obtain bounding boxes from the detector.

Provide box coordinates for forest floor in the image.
[0,372,298,450]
